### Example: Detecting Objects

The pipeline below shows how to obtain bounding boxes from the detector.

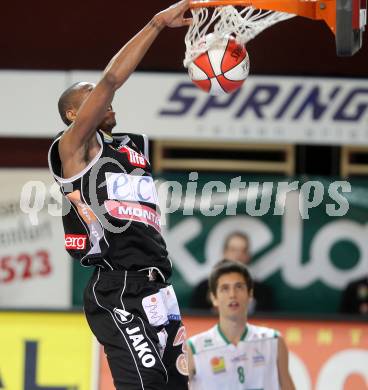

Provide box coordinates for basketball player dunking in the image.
[48,2,191,389]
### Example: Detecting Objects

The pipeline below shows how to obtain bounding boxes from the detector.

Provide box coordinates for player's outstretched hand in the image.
[156,0,192,28]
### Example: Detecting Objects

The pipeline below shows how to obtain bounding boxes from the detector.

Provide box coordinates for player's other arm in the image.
[187,340,196,381]
[277,336,296,390]
[59,0,191,158]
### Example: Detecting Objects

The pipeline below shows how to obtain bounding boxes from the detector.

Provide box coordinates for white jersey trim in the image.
[48,132,103,184]
[142,133,149,162]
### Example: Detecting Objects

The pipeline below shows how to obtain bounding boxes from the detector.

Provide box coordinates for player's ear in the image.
[66,109,77,123]
[210,292,218,308]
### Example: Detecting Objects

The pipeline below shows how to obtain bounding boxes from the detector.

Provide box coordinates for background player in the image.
[190,231,274,312]
[187,260,295,389]
[48,1,191,389]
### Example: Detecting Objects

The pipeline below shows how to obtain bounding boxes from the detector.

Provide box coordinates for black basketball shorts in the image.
[84,268,189,390]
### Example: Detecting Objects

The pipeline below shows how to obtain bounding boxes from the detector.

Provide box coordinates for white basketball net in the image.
[184,5,295,67]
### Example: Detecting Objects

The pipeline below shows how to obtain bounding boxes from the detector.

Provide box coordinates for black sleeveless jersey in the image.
[48,131,171,279]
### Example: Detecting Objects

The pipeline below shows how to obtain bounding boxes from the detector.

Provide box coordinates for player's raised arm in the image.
[59,0,191,160]
[277,336,296,390]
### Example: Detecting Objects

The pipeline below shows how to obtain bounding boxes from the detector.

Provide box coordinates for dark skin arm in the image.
[59,0,191,178]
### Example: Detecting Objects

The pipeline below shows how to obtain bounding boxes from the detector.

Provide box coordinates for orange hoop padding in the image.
[189,0,337,33]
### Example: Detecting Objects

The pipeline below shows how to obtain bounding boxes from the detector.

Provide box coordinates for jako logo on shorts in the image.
[64,234,87,250]
[113,308,133,324]
[126,326,156,368]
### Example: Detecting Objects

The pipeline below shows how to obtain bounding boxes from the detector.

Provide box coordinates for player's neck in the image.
[218,315,248,345]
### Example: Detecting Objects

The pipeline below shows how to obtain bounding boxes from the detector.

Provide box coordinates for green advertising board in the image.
[73,173,368,314]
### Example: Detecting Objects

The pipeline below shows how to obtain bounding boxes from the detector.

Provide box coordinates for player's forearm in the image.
[103,14,165,90]
[281,378,296,390]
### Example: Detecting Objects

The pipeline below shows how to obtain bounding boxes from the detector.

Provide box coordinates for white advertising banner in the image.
[0,70,368,145]
[0,71,66,136]
[0,169,71,308]
[72,71,368,146]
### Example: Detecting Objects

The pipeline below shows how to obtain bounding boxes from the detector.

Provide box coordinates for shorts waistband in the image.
[98,267,165,282]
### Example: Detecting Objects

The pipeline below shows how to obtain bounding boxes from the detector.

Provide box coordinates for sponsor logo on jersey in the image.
[118,145,147,168]
[163,285,181,321]
[142,287,182,327]
[176,353,189,376]
[105,200,161,232]
[142,293,167,327]
[67,190,98,223]
[64,234,87,250]
[204,338,214,348]
[113,308,134,324]
[126,326,156,368]
[168,314,181,321]
[105,172,158,205]
[173,326,186,347]
[231,353,247,363]
[252,349,265,366]
[210,356,226,373]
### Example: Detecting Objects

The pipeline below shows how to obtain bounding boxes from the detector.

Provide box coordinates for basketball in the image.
[188,34,249,96]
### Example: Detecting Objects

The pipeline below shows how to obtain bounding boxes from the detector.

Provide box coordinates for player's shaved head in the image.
[58,82,95,125]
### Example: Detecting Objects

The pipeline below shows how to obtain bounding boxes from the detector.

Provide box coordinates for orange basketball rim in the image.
[189,0,367,56]
[190,0,336,32]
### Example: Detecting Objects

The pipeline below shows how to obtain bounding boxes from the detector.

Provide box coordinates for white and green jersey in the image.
[188,323,280,390]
